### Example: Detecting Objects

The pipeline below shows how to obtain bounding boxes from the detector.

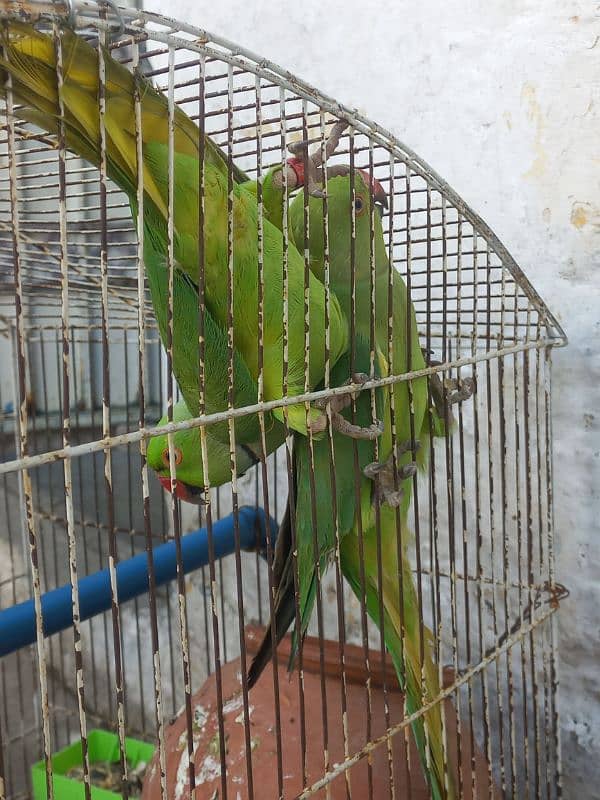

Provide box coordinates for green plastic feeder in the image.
[31,729,155,800]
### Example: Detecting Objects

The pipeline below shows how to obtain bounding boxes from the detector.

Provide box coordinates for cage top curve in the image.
[0,0,566,347]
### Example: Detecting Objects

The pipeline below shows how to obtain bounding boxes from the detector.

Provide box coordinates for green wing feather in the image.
[0,21,349,439]
[284,173,454,799]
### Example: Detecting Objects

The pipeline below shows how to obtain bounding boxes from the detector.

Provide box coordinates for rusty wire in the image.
[0,3,566,800]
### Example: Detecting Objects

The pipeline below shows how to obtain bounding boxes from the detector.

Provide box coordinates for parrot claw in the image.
[330,414,384,440]
[421,348,475,423]
[311,373,383,440]
[285,120,350,197]
[363,440,420,508]
[444,375,476,404]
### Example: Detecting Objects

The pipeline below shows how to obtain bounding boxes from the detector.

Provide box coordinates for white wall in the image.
[156,0,598,795]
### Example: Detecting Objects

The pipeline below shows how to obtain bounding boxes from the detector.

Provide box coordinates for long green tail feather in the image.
[340,505,455,800]
[0,22,247,207]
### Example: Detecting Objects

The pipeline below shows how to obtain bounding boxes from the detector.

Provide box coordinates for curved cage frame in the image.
[0,2,566,799]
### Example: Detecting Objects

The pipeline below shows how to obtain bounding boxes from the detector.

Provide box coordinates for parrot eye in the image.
[161,446,183,468]
[354,195,366,216]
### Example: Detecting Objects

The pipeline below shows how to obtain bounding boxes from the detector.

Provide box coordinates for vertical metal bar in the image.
[200,558,213,676]
[225,61,255,800]
[388,163,414,795]
[193,52,217,684]
[535,341,553,800]
[35,326,64,749]
[253,468,264,628]
[473,243,494,797]
[510,280,524,799]
[365,142,394,800]
[455,225,475,796]
[363,148,378,750]
[535,312,546,800]
[444,210,463,797]
[0,332,27,798]
[486,255,506,795]
[300,102,331,799]
[86,329,115,724]
[320,114,352,800]
[3,26,54,800]
[0,341,12,794]
[53,23,91,800]
[52,324,74,749]
[522,313,538,798]
[132,37,168,800]
[216,488,229,666]
[72,325,101,717]
[255,72,285,799]
[543,346,562,798]
[406,167,439,794]
[2,322,32,796]
[535,342,549,799]
[96,29,129,798]
[524,333,541,799]
[377,151,398,800]
[346,132,376,800]
[122,330,147,734]
[195,51,228,800]
[165,44,196,797]
[424,181,452,794]
[435,193,452,791]
[279,87,308,789]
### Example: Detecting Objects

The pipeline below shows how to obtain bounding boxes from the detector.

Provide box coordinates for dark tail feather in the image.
[247,499,297,688]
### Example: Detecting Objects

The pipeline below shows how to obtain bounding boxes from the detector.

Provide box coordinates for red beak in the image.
[159,475,190,502]
[158,475,204,504]
[358,169,388,209]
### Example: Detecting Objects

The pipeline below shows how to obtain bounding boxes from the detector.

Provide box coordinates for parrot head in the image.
[147,402,207,504]
[288,168,389,287]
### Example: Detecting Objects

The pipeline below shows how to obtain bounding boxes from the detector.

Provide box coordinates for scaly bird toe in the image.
[421,348,475,417]
[311,373,383,440]
[444,375,476,404]
[363,440,420,508]
[330,412,383,440]
[286,119,350,197]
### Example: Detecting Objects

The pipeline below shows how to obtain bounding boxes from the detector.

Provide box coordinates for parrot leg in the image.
[363,439,420,508]
[422,348,475,417]
[311,372,384,440]
[444,375,476,404]
[286,119,349,197]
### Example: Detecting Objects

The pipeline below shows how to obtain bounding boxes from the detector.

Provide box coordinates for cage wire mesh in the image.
[0,2,567,799]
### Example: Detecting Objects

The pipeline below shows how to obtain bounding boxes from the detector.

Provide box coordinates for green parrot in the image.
[146,397,264,501]
[145,263,285,500]
[247,168,457,800]
[2,25,461,795]
[0,21,350,441]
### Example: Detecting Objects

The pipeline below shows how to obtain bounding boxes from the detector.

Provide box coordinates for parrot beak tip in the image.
[357,168,388,211]
[373,179,389,211]
[158,475,205,504]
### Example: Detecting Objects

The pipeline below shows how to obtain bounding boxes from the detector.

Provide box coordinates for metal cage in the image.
[0,2,567,798]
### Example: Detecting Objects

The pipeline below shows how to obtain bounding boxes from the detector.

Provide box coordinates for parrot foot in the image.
[286,119,349,197]
[421,348,475,416]
[363,440,420,508]
[311,372,384,440]
[444,375,476,404]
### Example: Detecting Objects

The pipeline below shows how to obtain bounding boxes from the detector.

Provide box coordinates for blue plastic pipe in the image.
[0,506,277,657]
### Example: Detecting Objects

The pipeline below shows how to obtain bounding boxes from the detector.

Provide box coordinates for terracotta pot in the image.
[142,626,497,799]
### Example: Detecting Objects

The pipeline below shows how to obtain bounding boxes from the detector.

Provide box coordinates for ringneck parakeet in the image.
[248,168,457,800]
[146,397,272,501]
[145,262,286,500]
[0,21,350,438]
